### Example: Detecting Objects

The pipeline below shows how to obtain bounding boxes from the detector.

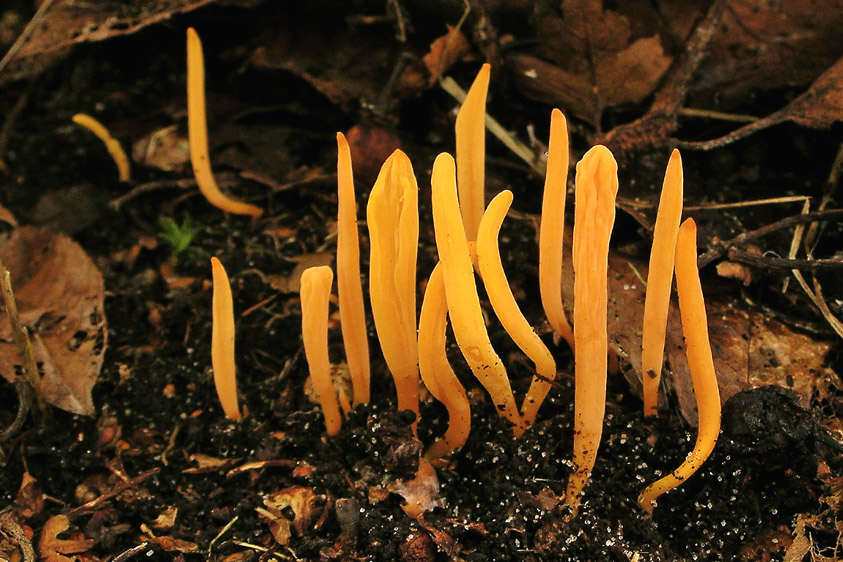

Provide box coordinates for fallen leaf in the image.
[387,459,442,519]
[509,0,672,127]
[182,453,241,474]
[14,472,43,520]
[150,507,178,531]
[691,0,843,109]
[423,26,472,85]
[1,0,225,85]
[38,515,94,562]
[0,227,107,416]
[147,536,199,553]
[263,486,322,536]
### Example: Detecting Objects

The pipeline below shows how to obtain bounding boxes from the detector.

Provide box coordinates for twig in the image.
[697,209,843,269]
[64,467,160,518]
[112,542,150,562]
[108,178,197,210]
[726,248,843,271]
[678,107,759,123]
[208,516,238,558]
[782,199,811,293]
[0,0,56,77]
[0,258,46,420]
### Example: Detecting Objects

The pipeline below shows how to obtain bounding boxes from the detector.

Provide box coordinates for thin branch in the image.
[698,209,843,269]
[726,248,843,271]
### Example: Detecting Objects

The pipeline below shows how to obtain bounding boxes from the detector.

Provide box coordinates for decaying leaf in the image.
[423,26,472,85]
[182,453,241,474]
[38,515,94,562]
[263,486,323,536]
[692,0,843,109]
[387,459,442,519]
[0,227,107,416]
[1,0,224,85]
[509,0,672,127]
[14,472,44,519]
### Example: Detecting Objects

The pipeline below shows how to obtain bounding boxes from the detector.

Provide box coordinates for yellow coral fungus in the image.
[431,152,525,436]
[476,190,556,429]
[72,113,131,182]
[210,257,241,421]
[565,146,619,511]
[642,149,684,417]
[639,218,721,511]
[455,63,491,245]
[186,27,262,218]
[336,132,370,406]
[418,263,471,460]
[538,109,574,350]
[367,150,420,422]
[300,266,342,436]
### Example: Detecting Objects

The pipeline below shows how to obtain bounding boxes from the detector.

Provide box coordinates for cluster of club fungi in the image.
[189,27,722,516]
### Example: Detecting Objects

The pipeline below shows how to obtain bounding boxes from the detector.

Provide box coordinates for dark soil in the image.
[1,2,842,561]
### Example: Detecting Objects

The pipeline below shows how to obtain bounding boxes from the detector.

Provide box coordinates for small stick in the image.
[726,248,843,272]
[697,209,843,268]
[64,467,160,518]
[0,258,46,419]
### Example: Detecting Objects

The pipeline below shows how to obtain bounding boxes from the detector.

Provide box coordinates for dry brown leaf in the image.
[685,54,843,149]
[148,536,199,553]
[387,459,442,519]
[263,486,322,536]
[0,227,106,416]
[182,452,241,474]
[150,507,177,531]
[14,472,43,520]
[509,0,672,127]
[1,0,224,85]
[423,26,472,85]
[38,515,94,562]
[692,0,843,109]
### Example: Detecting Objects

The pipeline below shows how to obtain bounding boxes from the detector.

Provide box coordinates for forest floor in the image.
[0,1,842,561]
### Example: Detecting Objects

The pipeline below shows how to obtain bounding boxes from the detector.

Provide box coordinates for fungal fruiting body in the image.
[186,27,263,218]
[418,263,471,460]
[476,190,557,429]
[300,266,342,436]
[566,146,619,511]
[642,149,684,417]
[455,63,491,246]
[638,218,721,511]
[72,113,131,182]
[538,109,575,350]
[367,150,420,423]
[210,257,241,421]
[336,132,370,406]
[431,152,525,436]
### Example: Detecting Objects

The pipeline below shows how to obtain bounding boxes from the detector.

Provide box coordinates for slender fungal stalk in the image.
[187,28,262,218]
[431,152,524,435]
[642,149,684,417]
[566,146,619,511]
[639,219,721,511]
[211,257,241,421]
[367,150,420,424]
[300,266,342,436]
[538,109,574,350]
[418,263,471,460]
[336,132,370,405]
[72,113,131,182]
[456,64,491,245]
[476,190,556,429]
